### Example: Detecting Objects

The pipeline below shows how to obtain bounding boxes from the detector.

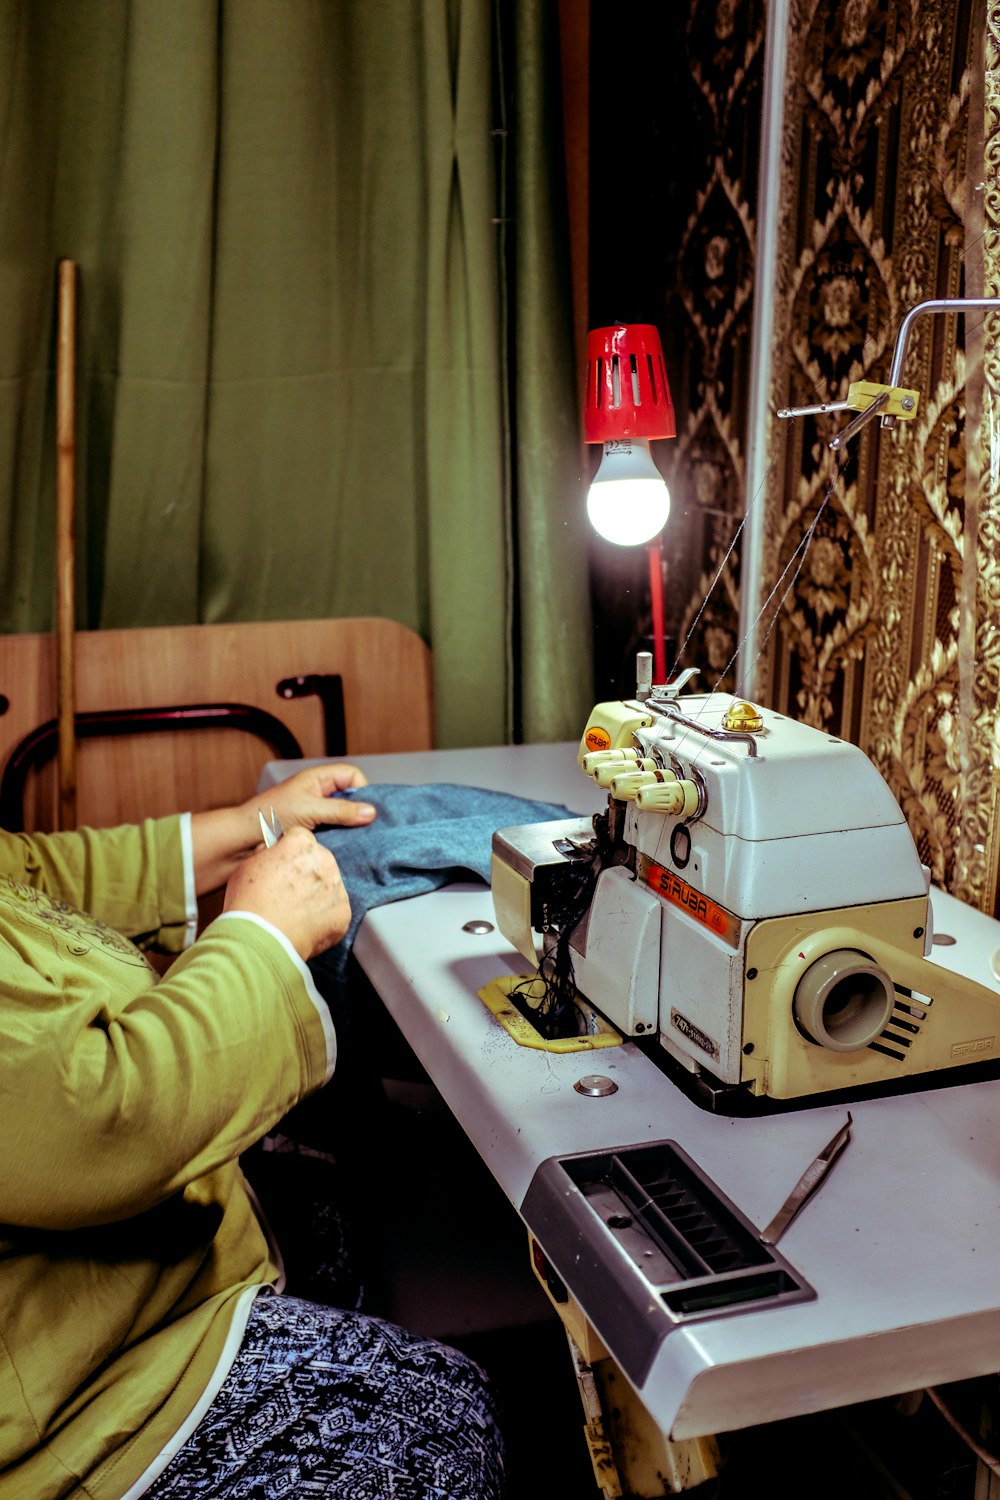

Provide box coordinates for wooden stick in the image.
[55,259,78,831]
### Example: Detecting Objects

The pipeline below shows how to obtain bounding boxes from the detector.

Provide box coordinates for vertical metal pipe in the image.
[735,0,790,699]
[646,541,666,685]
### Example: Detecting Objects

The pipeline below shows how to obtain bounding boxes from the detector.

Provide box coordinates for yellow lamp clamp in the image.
[843,380,919,419]
[777,380,919,452]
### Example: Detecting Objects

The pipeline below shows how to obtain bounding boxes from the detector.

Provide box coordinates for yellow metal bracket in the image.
[844,379,919,419]
[777,379,919,423]
[776,379,919,452]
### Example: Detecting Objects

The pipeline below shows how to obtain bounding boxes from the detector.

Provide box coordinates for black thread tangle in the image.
[508,843,603,1041]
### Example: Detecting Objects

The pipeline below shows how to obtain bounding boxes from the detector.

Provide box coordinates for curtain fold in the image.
[100,1,220,623]
[0,0,590,747]
[509,0,592,743]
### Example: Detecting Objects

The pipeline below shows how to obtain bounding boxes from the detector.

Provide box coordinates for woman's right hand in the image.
[222,828,350,960]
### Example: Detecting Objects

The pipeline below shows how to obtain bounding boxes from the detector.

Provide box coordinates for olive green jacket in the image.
[0,820,336,1499]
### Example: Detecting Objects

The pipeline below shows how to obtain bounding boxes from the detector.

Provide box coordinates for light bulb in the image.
[586,438,671,546]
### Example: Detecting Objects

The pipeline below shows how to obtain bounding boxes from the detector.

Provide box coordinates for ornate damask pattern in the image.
[971,1,1000,912]
[591,3,997,911]
[762,0,1000,910]
[666,0,765,690]
[587,0,763,699]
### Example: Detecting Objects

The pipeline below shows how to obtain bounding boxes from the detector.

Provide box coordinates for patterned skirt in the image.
[144,1139,506,1499]
[144,1292,506,1500]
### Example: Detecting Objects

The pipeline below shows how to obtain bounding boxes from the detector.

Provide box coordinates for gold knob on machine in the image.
[723,700,764,733]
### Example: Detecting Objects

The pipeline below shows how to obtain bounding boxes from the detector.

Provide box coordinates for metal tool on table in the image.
[258,806,284,848]
[760,1112,853,1245]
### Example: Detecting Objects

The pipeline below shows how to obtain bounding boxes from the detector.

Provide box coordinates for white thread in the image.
[644,452,851,871]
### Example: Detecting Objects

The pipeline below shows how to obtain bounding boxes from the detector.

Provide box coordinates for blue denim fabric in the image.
[307,782,574,999]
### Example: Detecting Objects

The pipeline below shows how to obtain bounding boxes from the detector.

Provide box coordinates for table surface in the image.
[261,745,1000,1439]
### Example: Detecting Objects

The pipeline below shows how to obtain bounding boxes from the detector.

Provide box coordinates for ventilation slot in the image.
[868,991,929,1062]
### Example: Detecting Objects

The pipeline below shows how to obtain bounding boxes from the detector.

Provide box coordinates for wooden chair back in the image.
[0,618,434,831]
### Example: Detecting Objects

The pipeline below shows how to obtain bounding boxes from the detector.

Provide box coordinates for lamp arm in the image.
[881,297,1000,428]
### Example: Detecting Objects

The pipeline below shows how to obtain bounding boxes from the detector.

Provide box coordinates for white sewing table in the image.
[259,744,1000,1440]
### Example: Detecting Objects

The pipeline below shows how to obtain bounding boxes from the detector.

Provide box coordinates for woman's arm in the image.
[0,820,190,940]
[0,819,353,1230]
[1,907,341,1230]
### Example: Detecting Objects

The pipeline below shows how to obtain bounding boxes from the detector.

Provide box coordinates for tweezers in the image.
[760,1111,853,1245]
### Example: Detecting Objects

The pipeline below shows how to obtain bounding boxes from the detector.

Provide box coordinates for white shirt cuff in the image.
[178,812,198,950]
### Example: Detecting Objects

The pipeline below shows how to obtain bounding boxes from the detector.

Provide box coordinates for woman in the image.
[0,763,504,1500]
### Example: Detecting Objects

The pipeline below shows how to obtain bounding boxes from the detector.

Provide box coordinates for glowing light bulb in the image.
[586,438,671,546]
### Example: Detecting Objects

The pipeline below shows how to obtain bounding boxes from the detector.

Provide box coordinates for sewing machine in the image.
[491,675,1000,1108]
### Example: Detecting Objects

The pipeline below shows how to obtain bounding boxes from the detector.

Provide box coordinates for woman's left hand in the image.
[192,764,377,897]
[257,762,376,832]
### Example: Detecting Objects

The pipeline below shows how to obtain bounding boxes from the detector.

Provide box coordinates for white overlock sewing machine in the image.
[491,666,1000,1110]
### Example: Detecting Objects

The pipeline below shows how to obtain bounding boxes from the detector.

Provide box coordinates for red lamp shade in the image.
[583,324,675,443]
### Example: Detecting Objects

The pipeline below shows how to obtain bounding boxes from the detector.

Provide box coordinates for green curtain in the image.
[0,0,591,747]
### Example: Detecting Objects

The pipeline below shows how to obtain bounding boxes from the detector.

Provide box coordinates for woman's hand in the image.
[260,762,376,833]
[223,829,351,960]
[190,763,376,896]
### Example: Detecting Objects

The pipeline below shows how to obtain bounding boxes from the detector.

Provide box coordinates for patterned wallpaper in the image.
[761,0,998,914]
[590,0,998,914]
[588,0,764,699]
[666,0,765,693]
